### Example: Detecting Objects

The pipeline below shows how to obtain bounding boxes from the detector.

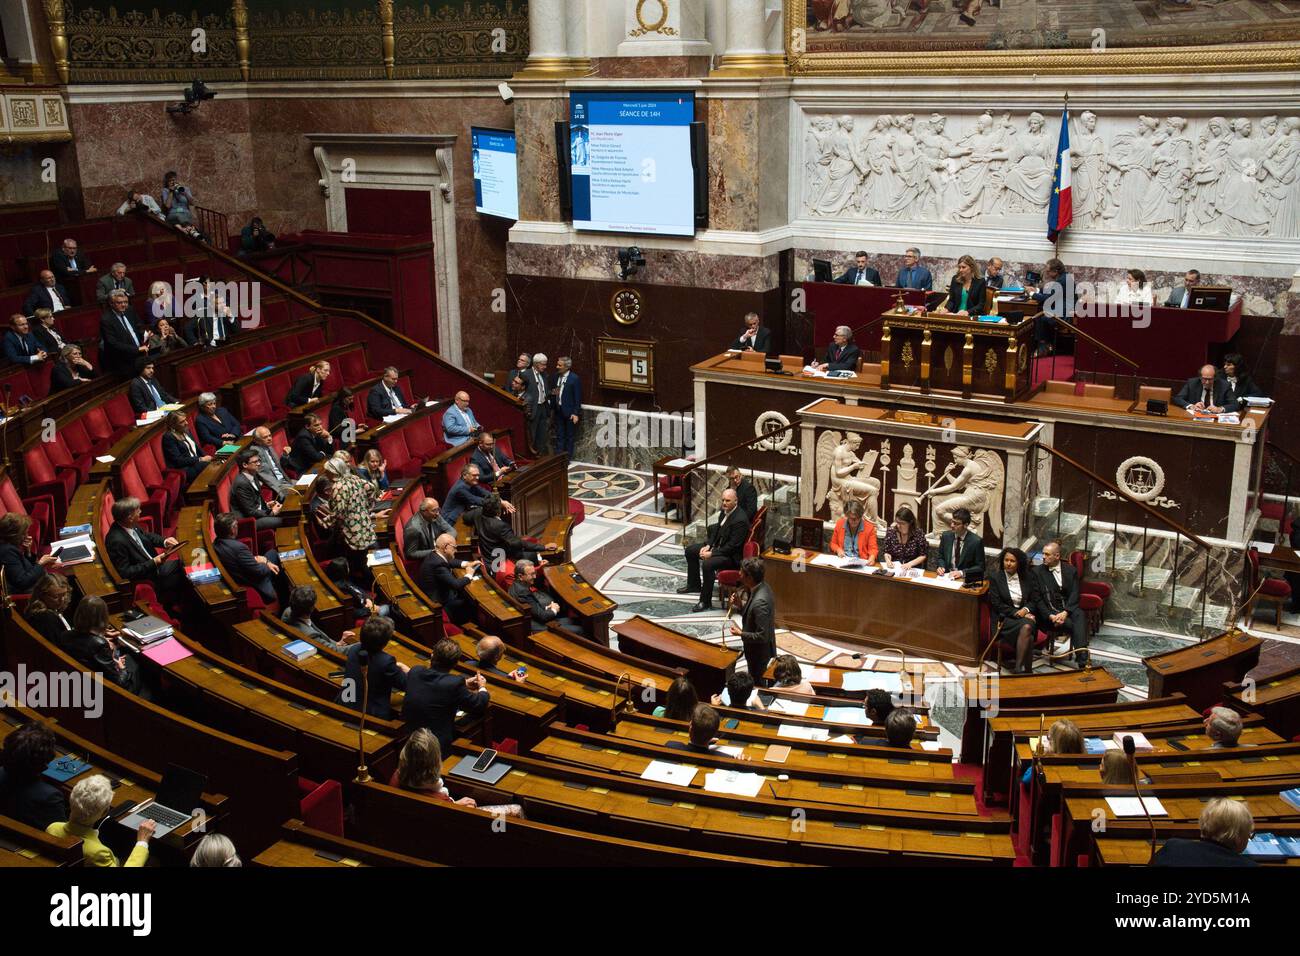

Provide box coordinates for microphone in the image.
[1122,735,1158,863]
[353,649,371,784]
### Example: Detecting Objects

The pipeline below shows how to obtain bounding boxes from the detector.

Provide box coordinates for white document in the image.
[662,457,694,469]
[1106,796,1168,817]
[922,574,966,590]
[802,365,827,377]
[829,734,857,744]
[1251,541,1275,555]
[95,455,115,464]
[702,769,765,798]
[295,472,316,487]
[842,669,902,693]
[382,414,406,424]
[920,741,944,752]
[809,552,842,568]
[713,745,745,759]
[776,723,829,741]
[768,699,810,717]
[1112,731,1154,751]
[640,760,697,787]
[800,665,830,682]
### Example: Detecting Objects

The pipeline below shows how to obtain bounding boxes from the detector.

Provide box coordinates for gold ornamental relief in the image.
[943,345,954,373]
[983,348,998,377]
[1017,348,1028,372]
[901,340,915,370]
[632,0,679,38]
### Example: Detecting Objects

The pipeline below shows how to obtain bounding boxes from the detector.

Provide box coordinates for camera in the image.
[167,79,217,115]
[617,246,646,280]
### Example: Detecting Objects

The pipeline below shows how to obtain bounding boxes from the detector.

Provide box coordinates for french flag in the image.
[1047,104,1072,243]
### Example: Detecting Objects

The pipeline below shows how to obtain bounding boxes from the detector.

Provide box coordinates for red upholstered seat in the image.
[378,432,415,478]
[82,405,116,447]
[1247,547,1291,626]
[178,363,206,397]
[298,328,327,353]
[1260,578,1291,597]
[119,459,168,530]
[494,562,516,590]
[297,778,345,837]
[338,350,369,385]
[23,445,75,517]
[241,381,272,427]
[104,395,136,435]
[568,497,586,527]
[205,355,233,386]
[405,418,440,463]
[226,350,255,378]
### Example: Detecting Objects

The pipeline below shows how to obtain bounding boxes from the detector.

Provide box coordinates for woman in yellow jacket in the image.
[47,774,155,867]
[829,499,879,562]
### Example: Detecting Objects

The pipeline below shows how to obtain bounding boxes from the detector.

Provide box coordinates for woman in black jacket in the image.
[940,254,989,317]
[49,345,97,393]
[60,596,148,697]
[1220,354,1263,407]
[161,410,213,483]
[0,722,67,831]
[24,572,76,643]
[989,547,1040,674]
[0,513,57,594]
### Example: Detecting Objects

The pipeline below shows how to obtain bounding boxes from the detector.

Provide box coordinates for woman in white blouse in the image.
[1114,268,1154,307]
[989,547,1040,674]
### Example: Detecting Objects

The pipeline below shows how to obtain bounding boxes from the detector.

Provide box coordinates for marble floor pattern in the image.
[566,464,1297,755]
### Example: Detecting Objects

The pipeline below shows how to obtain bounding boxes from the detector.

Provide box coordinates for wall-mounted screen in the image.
[471,126,519,221]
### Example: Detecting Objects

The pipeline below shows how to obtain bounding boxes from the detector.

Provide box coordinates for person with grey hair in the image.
[1204,706,1246,748]
[509,558,581,635]
[195,391,242,448]
[104,495,186,604]
[896,247,932,290]
[47,774,155,867]
[472,634,526,681]
[1153,797,1258,867]
[96,261,135,306]
[417,532,480,625]
[402,497,454,562]
[815,325,860,373]
[551,355,583,457]
[50,236,96,307]
[367,365,412,420]
[99,287,148,377]
[728,555,776,685]
[730,311,772,353]
[521,352,553,456]
[190,832,242,867]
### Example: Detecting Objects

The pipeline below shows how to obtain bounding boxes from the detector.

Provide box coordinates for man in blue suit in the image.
[3,314,47,366]
[895,247,933,291]
[551,355,582,458]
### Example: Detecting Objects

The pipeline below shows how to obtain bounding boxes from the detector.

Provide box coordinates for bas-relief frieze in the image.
[799,110,1300,239]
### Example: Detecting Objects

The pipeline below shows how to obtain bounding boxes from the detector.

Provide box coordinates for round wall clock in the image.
[610,287,643,325]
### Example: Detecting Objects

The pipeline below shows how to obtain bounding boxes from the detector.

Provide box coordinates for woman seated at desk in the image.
[881,506,927,570]
[829,499,879,561]
[938,255,988,317]
[1114,268,1154,307]
[989,546,1040,674]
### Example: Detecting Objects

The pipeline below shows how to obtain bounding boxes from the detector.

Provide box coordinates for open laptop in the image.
[117,763,208,838]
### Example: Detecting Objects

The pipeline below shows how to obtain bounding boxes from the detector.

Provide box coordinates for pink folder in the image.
[142,638,193,666]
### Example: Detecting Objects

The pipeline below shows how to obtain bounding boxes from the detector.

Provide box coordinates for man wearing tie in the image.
[367,366,412,420]
[1032,541,1088,667]
[95,262,135,306]
[127,359,176,415]
[250,426,292,497]
[728,557,776,686]
[521,353,552,457]
[100,290,148,377]
[1173,364,1238,415]
[441,391,481,447]
[402,498,455,562]
[23,270,71,315]
[3,315,48,366]
[814,326,861,373]
[31,309,69,354]
[1164,269,1202,309]
[551,355,582,458]
[895,247,933,291]
[935,508,984,580]
[50,237,97,306]
[188,281,238,348]
[677,488,749,612]
[985,257,1005,290]
[729,312,772,354]
[230,450,286,530]
[835,251,882,287]
[470,431,514,484]
[103,496,186,607]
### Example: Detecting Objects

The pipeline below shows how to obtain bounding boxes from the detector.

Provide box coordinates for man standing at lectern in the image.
[677,488,748,613]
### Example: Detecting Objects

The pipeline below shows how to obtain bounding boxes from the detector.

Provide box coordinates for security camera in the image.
[617,247,646,280]
[498,82,515,103]
[167,79,217,115]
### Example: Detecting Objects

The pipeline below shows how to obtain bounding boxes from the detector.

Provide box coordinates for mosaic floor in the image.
[566,464,1300,752]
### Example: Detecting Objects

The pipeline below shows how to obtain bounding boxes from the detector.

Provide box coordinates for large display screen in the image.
[471,126,519,221]
[568,91,696,237]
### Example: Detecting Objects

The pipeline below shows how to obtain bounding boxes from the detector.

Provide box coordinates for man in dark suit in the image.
[366,366,412,420]
[0,723,68,831]
[1027,257,1075,355]
[99,290,149,377]
[729,312,772,354]
[444,464,509,525]
[677,488,749,612]
[472,497,552,570]
[814,326,860,373]
[402,639,489,755]
[95,262,135,306]
[1164,268,1201,309]
[1032,541,1088,666]
[285,359,330,408]
[935,507,983,580]
[3,314,48,367]
[103,496,186,606]
[551,356,582,458]
[338,617,409,720]
[23,270,72,316]
[250,426,292,497]
[1152,798,1257,868]
[186,309,239,349]
[49,237,96,305]
[211,512,288,605]
[728,557,776,685]
[471,635,526,682]
[663,704,726,755]
[1173,364,1239,415]
[725,466,758,520]
[835,251,882,287]
[895,247,933,291]
[31,309,70,355]
[402,498,454,563]
[520,353,552,457]
[470,432,515,485]
[287,413,334,475]
[416,532,480,625]
[127,359,175,415]
[509,559,581,634]
[984,257,1005,290]
[230,450,285,530]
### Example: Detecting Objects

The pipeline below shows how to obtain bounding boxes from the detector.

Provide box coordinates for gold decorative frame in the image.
[785,0,1300,75]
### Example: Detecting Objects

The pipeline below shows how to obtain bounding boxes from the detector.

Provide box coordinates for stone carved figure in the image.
[796,110,1300,238]
[918,446,1004,538]
[815,430,883,526]
[1263,118,1300,237]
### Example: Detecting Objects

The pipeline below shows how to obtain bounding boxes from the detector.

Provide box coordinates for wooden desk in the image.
[1144,630,1262,713]
[1228,663,1300,742]
[611,615,738,700]
[543,560,615,645]
[65,480,122,610]
[495,453,570,539]
[251,819,438,867]
[801,281,928,354]
[764,549,987,663]
[0,814,82,867]
[652,454,701,522]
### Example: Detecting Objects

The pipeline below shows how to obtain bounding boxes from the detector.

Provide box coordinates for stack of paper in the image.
[823,706,870,726]
[776,723,829,741]
[1112,731,1154,752]
[640,760,697,787]
[800,665,830,683]
[701,769,765,798]
[767,699,809,717]
[842,670,902,693]
[1105,796,1167,817]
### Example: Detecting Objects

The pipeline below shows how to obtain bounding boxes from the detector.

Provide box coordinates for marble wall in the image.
[0,148,60,207]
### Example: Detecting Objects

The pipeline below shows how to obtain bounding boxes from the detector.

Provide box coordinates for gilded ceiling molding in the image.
[43,0,70,85]
[233,0,251,82]
[379,0,396,80]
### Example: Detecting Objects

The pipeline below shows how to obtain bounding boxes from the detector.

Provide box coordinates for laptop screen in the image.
[155,763,208,812]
